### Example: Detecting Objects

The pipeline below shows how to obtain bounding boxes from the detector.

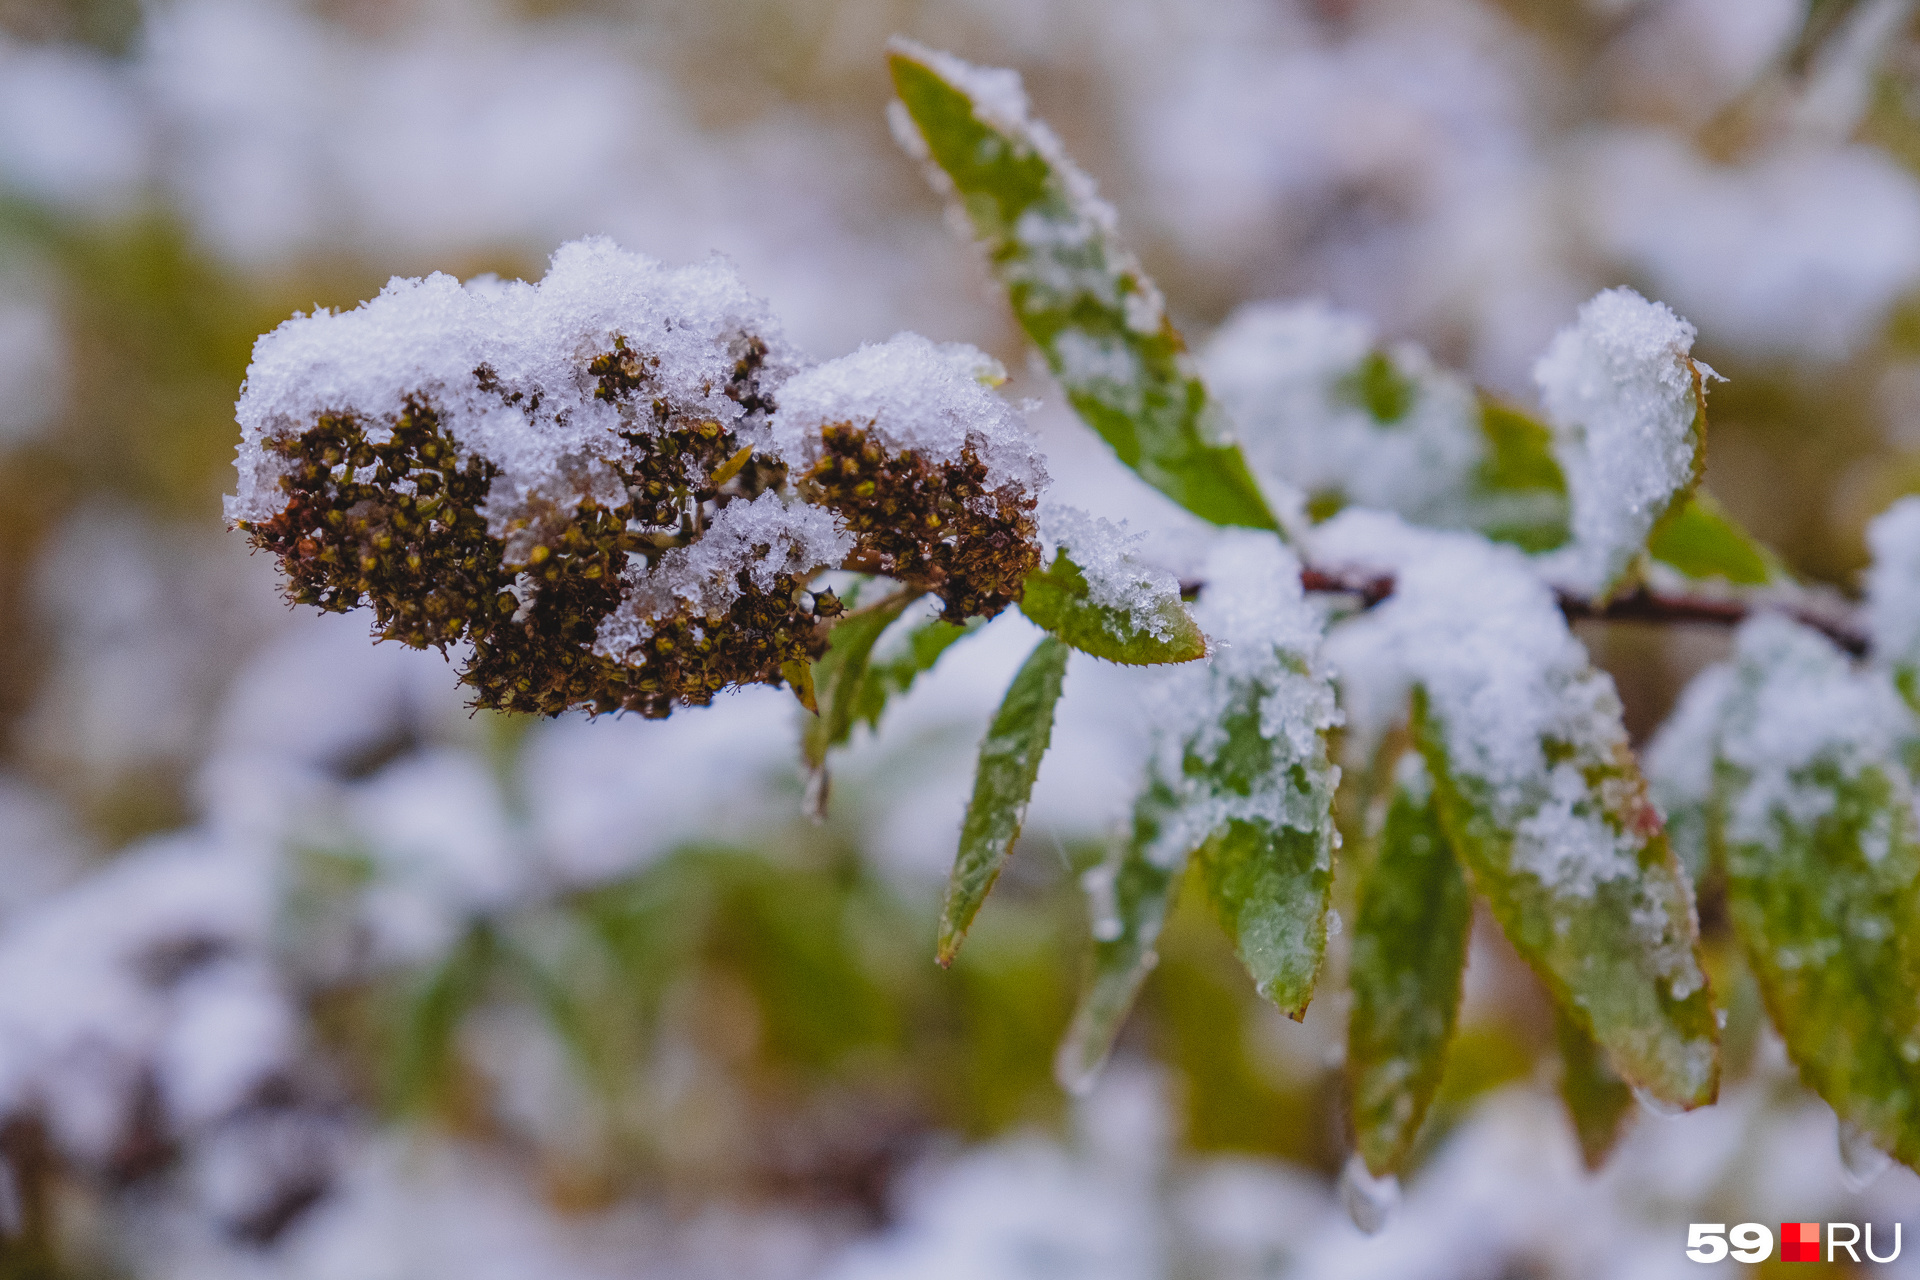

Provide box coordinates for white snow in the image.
[770,332,1046,494]
[1532,288,1708,598]
[230,236,799,528]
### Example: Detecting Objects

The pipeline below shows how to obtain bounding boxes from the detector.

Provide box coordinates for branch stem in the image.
[1297,567,1869,656]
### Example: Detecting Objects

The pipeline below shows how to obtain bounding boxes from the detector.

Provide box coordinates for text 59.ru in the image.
[1688,1223,1902,1263]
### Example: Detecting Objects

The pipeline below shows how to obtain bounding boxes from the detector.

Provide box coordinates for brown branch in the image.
[1298,566,1870,656]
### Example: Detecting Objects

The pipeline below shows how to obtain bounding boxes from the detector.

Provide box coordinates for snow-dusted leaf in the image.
[1716,615,1920,1170]
[887,42,1279,532]
[1019,551,1204,666]
[802,590,919,809]
[938,635,1071,966]
[1057,532,1338,1089]
[1055,775,1187,1095]
[1533,287,1714,599]
[1346,754,1472,1177]
[1317,512,1719,1109]
[1188,669,1337,1018]
[1556,1006,1636,1170]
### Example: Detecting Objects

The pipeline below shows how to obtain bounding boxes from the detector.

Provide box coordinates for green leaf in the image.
[1717,618,1920,1169]
[1556,1006,1636,1170]
[1346,756,1473,1177]
[852,612,985,733]
[1190,674,1336,1018]
[388,923,494,1113]
[1018,550,1206,665]
[802,590,920,813]
[1412,686,1721,1111]
[1055,775,1188,1094]
[1646,488,1783,586]
[887,43,1278,532]
[938,635,1072,965]
[1471,398,1570,554]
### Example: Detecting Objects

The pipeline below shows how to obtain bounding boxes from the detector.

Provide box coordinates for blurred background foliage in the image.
[4,0,1920,1276]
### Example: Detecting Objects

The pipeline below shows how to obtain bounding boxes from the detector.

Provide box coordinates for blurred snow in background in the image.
[4,0,1920,1274]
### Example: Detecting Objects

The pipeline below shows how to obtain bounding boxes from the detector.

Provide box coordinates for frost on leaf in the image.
[1532,287,1713,599]
[1716,614,1920,1170]
[886,39,1278,532]
[1346,752,1472,1178]
[774,333,1046,621]
[1019,506,1205,665]
[1058,531,1338,1091]
[1316,510,1718,1110]
[1867,495,1920,712]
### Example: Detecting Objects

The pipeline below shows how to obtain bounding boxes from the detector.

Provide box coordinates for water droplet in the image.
[1840,1119,1892,1191]
[1339,1153,1399,1235]
[1632,1086,1685,1119]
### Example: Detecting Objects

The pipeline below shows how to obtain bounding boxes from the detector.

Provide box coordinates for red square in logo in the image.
[1781,1222,1821,1262]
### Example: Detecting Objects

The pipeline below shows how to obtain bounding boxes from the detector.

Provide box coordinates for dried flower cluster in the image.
[229,241,1044,717]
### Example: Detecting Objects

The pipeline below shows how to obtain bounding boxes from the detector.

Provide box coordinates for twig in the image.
[1298,567,1871,656]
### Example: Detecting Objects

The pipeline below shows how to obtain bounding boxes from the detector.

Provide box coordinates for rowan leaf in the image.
[938,635,1071,965]
[1346,754,1473,1177]
[1556,1006,1636,1170]
[1716,616,1920,1170]
[1018,550,1205,665]
[887,42,1279,532]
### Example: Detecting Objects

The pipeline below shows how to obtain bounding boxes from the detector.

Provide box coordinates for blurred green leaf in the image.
[388,923,495,1116]
[888,45,1278,532]
[940,635,1071,965]
[1055,775,1188,1094]
[1346,757,1472,1177]
[852,612,985,731]
[803,590,920,809]
[1018,550,1206,665]
[1646,488,1783,586]
[1556,1006,1636,1170]
[1413,687,1720,1111]
[1717,648,1920,1168]
[1472,398,1570,553]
